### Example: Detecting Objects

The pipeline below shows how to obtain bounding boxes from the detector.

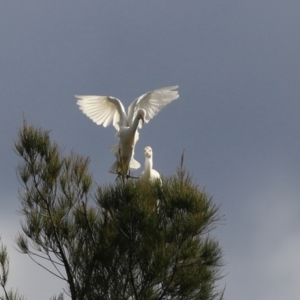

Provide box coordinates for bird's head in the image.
[144,146,152,158]
[137,109,146,124]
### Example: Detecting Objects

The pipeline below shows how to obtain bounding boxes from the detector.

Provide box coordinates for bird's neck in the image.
[121,117,140,146]
[131,116,140,132]
[144,157,153,176]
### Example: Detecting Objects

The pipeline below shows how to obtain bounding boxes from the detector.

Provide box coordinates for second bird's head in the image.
[144,146,153,158]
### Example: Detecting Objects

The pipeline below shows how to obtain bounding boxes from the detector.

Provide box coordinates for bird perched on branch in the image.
[140,146,162,213]
[140,146,162,185]
[76,86,179,178]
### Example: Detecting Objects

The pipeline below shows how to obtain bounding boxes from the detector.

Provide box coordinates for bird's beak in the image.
[142,116,145,124]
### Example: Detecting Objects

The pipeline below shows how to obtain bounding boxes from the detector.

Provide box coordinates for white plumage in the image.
[140,146,162,185]
[109,109,146,176]
[76,86,179,176]
[140,146,162,213]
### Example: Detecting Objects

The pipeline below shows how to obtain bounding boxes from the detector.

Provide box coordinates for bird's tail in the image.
[109,159,119,173]
[110,144,119,153]
[110,157,140,173]
[129,158,140,170]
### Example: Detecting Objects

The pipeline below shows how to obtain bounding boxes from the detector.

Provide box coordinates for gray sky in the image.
[1,1,300,299]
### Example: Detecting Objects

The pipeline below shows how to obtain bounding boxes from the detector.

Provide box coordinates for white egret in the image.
[109,108,146,176]
[140,146,162,213]
[140,146,162,184]
[76,86,179,177]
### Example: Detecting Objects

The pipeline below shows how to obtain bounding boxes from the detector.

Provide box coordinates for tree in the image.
[0,235,26,300]
[12,120,225,300]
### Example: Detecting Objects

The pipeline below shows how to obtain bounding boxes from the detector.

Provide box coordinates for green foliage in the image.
[13,121,225,300]
[0,237,9,290]
[0,289,26,300]
[49,293,64,300]
[93,176,224,300]
[0,236,26,300]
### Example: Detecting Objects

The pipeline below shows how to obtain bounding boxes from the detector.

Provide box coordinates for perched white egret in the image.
[76,86,179,177]
[140,146,162,213]
[140,146,162,184]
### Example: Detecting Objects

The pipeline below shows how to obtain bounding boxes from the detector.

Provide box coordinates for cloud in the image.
[223,166,300,300]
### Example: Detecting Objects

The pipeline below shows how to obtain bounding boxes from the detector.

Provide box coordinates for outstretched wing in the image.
[127,86,179,128]
[75,95,127,131]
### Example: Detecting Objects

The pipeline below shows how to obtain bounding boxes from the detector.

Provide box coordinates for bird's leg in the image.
[118,147,125,184]
[114,173,120,183]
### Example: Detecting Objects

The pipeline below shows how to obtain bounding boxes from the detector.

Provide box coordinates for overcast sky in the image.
[1,1,300,299]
